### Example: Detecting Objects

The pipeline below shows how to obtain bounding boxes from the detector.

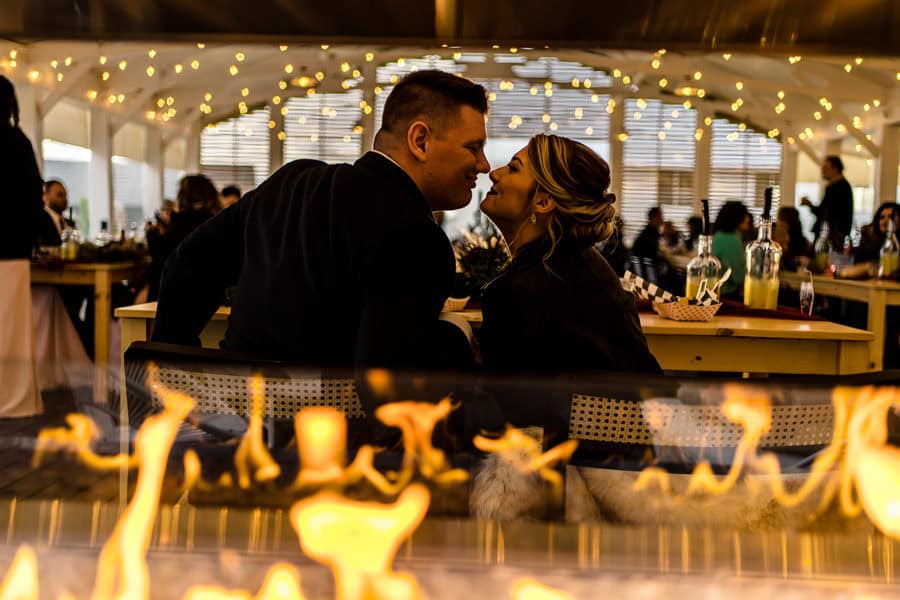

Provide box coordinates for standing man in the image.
[802,155,854,242]
[152,70,489,385]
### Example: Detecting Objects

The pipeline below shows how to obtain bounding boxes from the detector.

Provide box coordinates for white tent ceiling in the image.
[3,39,899,159]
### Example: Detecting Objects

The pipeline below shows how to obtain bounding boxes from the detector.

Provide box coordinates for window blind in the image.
[283,90,364,165]
[709,118,782,226]
[621,98,697,244]
[201,106,271,192]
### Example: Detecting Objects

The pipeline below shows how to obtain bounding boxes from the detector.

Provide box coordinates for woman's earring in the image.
[529,212,537,224]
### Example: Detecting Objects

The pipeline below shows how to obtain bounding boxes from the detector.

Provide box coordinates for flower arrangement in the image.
[451,215,510,300]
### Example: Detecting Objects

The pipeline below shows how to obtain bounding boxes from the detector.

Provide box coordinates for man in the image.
[37,179,72,246]
[220,185,241,209]
[152,70,489,379]
[631,206,664,260]
[802,155,854,242]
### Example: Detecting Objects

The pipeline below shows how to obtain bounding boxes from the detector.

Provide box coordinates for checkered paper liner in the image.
[622,271,723,322]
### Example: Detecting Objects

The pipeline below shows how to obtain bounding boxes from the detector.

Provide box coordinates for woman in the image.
[774,206,812,271]
[142,175,219,301]
[478,134,660,374]
[856,202,900,264]
[0,76,44,259]
[712,201,751,297]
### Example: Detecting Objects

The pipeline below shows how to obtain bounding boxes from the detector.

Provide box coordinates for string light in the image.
[583,78,591,88]
[117,93,125,103]
[777,90,785,99]
[241,87,250,97]
[855,56,863,65]
[27,70,39,82]
[814,111,822,120]
[278,80,288,90]
[118,60,127,70]
[280,106,288,116]
[585,126,594,135]
[735,81,743,90]
[56,73,63,82]
[166,96,174,106]
[315,71,325,81]
[146,66,155,77]
[229,65,239,76]
[145,110,156,120]
[864,103,871,112]
[844,63,853,72]
[659,78,668,87]
[86,90,98,101]
[279,45,289,52]
[704,116,712,126]
[352,69,361,78]
[174,64,183,74]
[340,62,350,73]
[320,44,330,50]
[50,60,58,69]
[204,92,212,101]
[693,71,702,80]
[722,53,732,60]
[64,56,72,66]
[365,52,375,62]
[272,95,281,104]
[191,60,200,70]
[617,132,629,141]
[622,75,631,84]
[156,98,166,108]
[99,55,107,65]
[197,43,206,49]
[148,48,157,58]
[284,64,294,74]
[874,99,882,107]
[788,56,802,64]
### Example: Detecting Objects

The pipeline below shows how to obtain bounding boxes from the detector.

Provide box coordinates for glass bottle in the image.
[744,187,782,310]
[95,220,112,246]
[878,215,899,279]
[685,199,721,300]
[813,222,832,273]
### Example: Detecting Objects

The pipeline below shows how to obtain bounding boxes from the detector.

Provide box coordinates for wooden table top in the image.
[781,270,900,291]
[117,302,873,342]
[31,260,147,272]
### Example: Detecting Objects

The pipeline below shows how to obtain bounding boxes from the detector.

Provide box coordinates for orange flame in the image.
[289,484,429,600]
[293,408,347,488]
[182,563,307,599]
[0,545,38,600]
[234,376,281,489]
[32,414,136,470]
[510,578,573,600]
[375,398,469,487]
[633,384,900,539]
[473,427,578,500]
[90,369,195,600]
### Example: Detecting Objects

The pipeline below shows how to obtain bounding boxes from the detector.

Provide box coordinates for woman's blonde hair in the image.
[526,134,617,262]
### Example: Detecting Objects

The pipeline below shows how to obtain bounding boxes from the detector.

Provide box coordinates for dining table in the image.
[116,302,874,376]
[32,260,147,403]
[780,270,900,371]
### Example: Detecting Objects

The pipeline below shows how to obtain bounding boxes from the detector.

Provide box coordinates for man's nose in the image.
[476,149,490,174]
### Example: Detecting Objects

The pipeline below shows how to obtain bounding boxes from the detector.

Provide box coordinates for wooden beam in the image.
[37,60,95,118]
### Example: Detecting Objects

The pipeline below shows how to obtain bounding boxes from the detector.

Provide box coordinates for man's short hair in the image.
[378,70,487,137]
[221,185,241,198]
[44,179,64,193]
[824,155,844,173]
[648,206,663,220]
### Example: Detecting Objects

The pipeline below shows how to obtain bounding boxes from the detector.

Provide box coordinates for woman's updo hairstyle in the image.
[526,134,617,262]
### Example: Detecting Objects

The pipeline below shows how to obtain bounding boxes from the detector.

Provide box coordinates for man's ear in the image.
[406,120,430,162]
[532,188,557,215]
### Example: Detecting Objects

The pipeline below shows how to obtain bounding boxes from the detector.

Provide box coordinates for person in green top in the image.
[712,201,752,297]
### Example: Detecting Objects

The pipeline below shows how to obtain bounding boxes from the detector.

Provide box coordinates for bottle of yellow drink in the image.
[878,214,899,279]
[685,199,721,300]
[744,187,782,309]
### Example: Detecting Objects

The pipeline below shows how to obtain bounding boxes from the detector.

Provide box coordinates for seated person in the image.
[478,134,661,374]
[141,175,219,301]
[774,206,812,271]
[856,202,900,264]
[683,215,703,254]
[711,201,751,298]
[37,179,73,247]
[220,185,241,209]
[150,70,488,381]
